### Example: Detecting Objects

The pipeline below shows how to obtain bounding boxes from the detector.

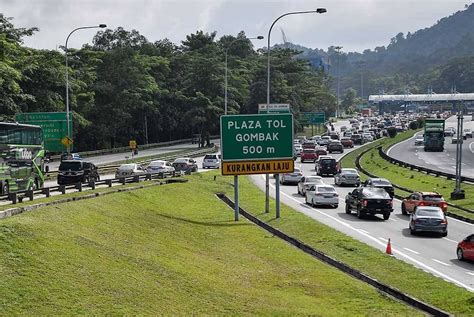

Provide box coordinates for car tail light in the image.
[441,219,448,225]
[418,201,426,206]
[440,202,447,209]
[387,200,393,207]
[362,200,368,206]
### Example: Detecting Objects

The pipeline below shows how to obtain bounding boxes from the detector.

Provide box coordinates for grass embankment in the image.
[340,131,474,220]
[0,174,417,315]
[235,174,473,316]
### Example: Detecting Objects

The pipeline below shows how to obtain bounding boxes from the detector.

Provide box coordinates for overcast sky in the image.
[2,0,470,53]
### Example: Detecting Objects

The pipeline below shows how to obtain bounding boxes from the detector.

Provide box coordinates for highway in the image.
[250,121,474,292]
[389,115,474,178]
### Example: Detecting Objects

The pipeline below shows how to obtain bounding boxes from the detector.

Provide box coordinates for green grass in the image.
[344,131,474,220]
[0,173,419,315]
[230,173,474,316]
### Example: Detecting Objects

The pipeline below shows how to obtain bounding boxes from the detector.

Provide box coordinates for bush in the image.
[387,127,397,138]
[409,121,419,130]
[416,117,425,128]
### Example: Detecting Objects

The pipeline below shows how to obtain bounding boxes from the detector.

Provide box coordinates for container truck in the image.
[424,119,445,152]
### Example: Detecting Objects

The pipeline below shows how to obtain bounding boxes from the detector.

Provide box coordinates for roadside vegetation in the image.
[340,131,474,220]
[0,173,419,315]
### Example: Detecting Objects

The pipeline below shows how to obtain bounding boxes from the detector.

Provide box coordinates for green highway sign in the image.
[15,112,72,152]
[300,112,325,124]
[220,113,294,162]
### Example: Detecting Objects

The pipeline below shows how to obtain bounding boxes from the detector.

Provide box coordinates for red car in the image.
[315,147,327,158]
[457,234,474,261]
[301,148,317,163]
[401,192,448,215]
[340,137,354,148]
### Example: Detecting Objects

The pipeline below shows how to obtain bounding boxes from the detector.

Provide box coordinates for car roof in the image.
[415,206,442,211]
[418,191,441,196]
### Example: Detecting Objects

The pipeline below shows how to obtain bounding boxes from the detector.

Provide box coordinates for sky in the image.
[1,0,471,53]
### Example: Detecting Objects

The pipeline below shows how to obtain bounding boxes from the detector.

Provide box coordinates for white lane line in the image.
[451,166,456,169]
[446,154,450,156]
[357,229,370,234]
[403,247,420,255]
[432,259,451,267]
[469,142,474,153]
[264,178,474,291]
[442,237,458,244]
[389,218,397,222]
[379,237,388,242]
[467,272,474,276]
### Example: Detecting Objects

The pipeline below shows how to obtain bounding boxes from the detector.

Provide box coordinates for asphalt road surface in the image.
[389,115,474,178]
[250,122,474,292]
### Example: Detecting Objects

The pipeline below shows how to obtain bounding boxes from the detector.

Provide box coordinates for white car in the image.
[414,135,424,146]
[305,185,339,208]
[202,154,221,169]
[334,168,360,186]
[297,175,324,196]
[147,160,175,174]
[362,133,373,142]
[115,163,146,178]
[294,144,303,156]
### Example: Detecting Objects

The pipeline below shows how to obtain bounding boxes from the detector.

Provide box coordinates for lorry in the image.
[361,108,372,117]
[424,119,445,152]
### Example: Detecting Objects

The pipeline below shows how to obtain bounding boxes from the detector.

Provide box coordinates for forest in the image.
[0,14,336,151]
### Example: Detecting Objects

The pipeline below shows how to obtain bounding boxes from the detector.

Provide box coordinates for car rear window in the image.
[417,209,444,217]
[303,149,315,153]
[321,159,336,166]
[317,186,336,193]
[204,155,217,159]
[373,180,392,186]
[306,176,321,183]
[422,195,443,202]
[59,162,82,171]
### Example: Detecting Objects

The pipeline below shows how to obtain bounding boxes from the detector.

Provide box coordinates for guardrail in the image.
[216,193,450,317]
[48,135,220,161]
[381,145,474,183]
[3,145,217,205]
[354,145,474,224]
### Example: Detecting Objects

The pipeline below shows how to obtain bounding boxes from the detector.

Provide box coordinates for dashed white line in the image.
[467,272,474,276]
[451,166,456,169]
[432,259,451,267]
[403,247,420,255]
[357,229,370,234]
[379,237,388,243]
[260,175,474,291]
[443,237,458,244]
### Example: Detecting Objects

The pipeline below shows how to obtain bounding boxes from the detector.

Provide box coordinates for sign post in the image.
[221,113,294,219]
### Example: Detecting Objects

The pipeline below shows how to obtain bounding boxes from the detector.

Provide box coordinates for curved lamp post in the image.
[225,36,264,115]
[65,24,106,153]
[266,8,327,217]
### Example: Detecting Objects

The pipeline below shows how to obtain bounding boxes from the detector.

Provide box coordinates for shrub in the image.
[387,127,397,138]
[409,121,419,130]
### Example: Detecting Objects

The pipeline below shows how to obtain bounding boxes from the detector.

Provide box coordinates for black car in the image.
[316,157,339,176]
[345,187,393,220]
[363,178,394,198]
[327,141,344,154]
[57,160,100,185]
[351,133,363,145]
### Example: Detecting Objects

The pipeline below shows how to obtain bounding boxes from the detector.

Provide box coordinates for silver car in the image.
[202,154,221,169]
[409,206,448,237]
[280,167,303,185]
[297,175,324,196]
[305,184,339,208]
[334,168,360,186]
[115,163,146,178]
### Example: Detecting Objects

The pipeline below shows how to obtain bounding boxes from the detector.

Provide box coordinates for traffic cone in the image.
[385,238,392,255]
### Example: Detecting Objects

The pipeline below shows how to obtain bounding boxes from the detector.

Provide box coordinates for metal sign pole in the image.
[265,175,270,213]
[234,175,239,221]
[275,174,280,218]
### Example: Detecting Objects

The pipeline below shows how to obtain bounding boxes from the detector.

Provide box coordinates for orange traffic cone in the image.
[385,238,392,255]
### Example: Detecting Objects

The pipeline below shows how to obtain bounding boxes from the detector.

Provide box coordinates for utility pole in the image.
[451,101,465,199]
[334,46,343,118]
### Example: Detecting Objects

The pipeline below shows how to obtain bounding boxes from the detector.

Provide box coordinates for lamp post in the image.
[65,24,106,153]
[334,46,343,118]
[225,36,264,115]
[266,8,327,217]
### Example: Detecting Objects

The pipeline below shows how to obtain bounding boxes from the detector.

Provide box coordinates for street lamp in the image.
[334,46,343,118]
[65,24,107,153]
[225,36,264,115]
[266,8,327,217]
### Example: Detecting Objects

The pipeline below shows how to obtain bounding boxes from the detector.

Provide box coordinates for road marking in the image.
[357,229,370,234]
[432,259,451,267]
[467,272,474,276]
[389,218,397,222]
[451,166,456,169]
[442,237,458,244]
[446,154,450,156]
[469,142,474,153]
[403,248,420,255]
[379,237,388,242]
[263,177,474,292]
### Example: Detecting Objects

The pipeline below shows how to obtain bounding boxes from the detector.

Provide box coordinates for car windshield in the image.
[306,176,322,183]
[119,164,136,170]
[317,186,336,193]
[373,180,391,186]
[174,158,189,164]
[59,162,82,171]
[416,209,444,217]
[422,195,443,202]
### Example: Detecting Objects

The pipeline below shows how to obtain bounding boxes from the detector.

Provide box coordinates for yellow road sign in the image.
[129,140,137,149]
[222,159,294,176]
[61,136,73,147]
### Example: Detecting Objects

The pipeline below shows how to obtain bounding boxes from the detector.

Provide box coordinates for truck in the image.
[424,119,445,152]
[361,108,372,117]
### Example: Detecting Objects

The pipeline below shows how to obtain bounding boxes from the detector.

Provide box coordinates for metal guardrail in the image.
[216,193,450,317]
[354,144,474,224]
[381,146,474,183]
[3,146,217,205]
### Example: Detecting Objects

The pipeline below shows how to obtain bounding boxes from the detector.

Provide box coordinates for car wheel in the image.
[96,175,100,181]
[357,207,363,219]
[305,197,310,205]
[345,204,351,214]
[457,248,464,261]
[441,231,448,237]
[401,203,407,215]
[297,187,301,195]
[383,212,390,220]
[311,199,316,207]
[334,204,338,209]
[410,226,415,235]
